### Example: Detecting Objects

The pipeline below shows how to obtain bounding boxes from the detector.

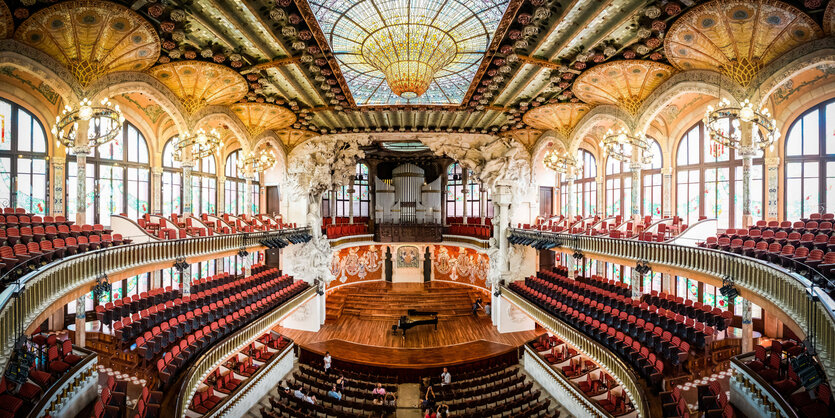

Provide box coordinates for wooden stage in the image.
[275,282,543,369]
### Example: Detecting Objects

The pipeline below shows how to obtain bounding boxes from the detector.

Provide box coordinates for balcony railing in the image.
[508,228,835,393]
[174,286,316,417]
[0,227,311,374]
[502,287,652,418]
[730,353,799,418]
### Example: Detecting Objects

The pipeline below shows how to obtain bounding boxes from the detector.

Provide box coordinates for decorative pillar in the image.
[348,177,355,223]
[330,189,337,223]
[596,176,604,218]
[462,176,469,224]
[765,157,780,221]
[480,186,487,224]
[217,175,226,214]
[631,268,642,300]
[630,162,642,227]
[182,161,194,215]
[739,144,757,228]
[661,167,673,218]
[494,182,512,279]
[75,295,86,347]
[151,166,163,214]
[245,176,253,216]
[181,268,191,297]
[51,156,66,217]
[741,298,753,353]
[662,273,674,295]
[150,270,162,290]
[244,253,252,277]
[566,169,576,222]
[567,255,576,280]
[73,145,91,225]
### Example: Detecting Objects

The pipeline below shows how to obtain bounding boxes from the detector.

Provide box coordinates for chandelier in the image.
[172,129,223,162]
[361,24,457,99]
[52,98,124,149]
[543,149,582,174]
[704,98,779,153]
[600,129,654,165]
[243,146,277,173]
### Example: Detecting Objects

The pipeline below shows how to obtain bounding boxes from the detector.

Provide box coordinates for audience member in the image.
[335,374,346,393]
[440,367,451,386]
[384,392,397,407]
[424,408,437,418]
[372,382,386,396]
[323,351,332,374]
[327,385,342,400]
[293,387,304,399]
[422,385,436,410]
[472,297,483,315]
[373,395,384,406]
[303,391,317,405]
[437,403,449,418]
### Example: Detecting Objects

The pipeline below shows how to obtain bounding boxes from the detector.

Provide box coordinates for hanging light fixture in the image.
[600,129,654,165]
[243,145,277,173]
[172,129,223,162]
[52,98,124,149]
[543,149,582,174]
[703,98,779,153]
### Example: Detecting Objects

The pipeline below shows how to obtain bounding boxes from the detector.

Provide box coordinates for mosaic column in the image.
[765,157,780,221]
[245,176,253,216]
[151,166,163,215]
[661,167,673,218]
[596,175,604,218]
[244,253,253,277]
[150,270,162,290]
[462,184,469,224]
[739,144,757,228]
[741,298,753,353]
[566,171,576,222]
[182,161,194,215]
[180,267,191,297]
[73,145,90,226]
[348,177,355,224]
[567,255,576,280]
[662,273,674,295]
[75,295,86,347]
[631,268,642,300]
[217,175,226,214]
[331,190,337,224]
[630,162,643,228]
[480,186,487,224]
[51,156,66,217]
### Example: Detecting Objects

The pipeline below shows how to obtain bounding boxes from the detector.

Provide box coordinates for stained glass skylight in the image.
[309,0,510,106]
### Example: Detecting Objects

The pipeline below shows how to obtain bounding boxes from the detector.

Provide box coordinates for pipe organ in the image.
[376,164,441,225]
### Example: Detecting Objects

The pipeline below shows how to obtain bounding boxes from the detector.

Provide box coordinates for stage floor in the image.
[275,282,543,368]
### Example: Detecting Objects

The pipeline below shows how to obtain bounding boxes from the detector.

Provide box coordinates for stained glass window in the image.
[446,163,465,218]
[162,138,182,216]
[605,156,631,218]
[225,150,245,214]
[67,122,150,225]
[309,0,510,105]
[0,98,48,213]
[643,140,663,217]
[675,121,763,228]
[568,149,597,217]
[784,100,835,218]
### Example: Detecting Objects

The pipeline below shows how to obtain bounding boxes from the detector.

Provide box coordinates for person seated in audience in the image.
[279,380,291,395]
[440,367,451,385]
[384,391,397,407]
[422,385,436,410]
[303,391,317,405]
[327,384,342,400]
[335,374,346,393]
[373,394,384,406]
[424,408,437,418]
[323,351,332,374]
[436,403,449,418]
[372,382,386,396]
[293,387,305,399]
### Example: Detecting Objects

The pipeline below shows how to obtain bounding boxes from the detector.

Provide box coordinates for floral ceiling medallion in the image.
[523,103,593,139]
[665,0,821,87]
[0,1,12,39]
[148,61,248,114]
[14,0,161,87]
[572,60,674,116]
[230,102,297,137]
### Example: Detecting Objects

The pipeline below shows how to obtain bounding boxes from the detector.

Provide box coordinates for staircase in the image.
[325,291,346,322]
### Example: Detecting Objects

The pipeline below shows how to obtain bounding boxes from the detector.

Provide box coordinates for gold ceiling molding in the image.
[665,0,821,87]
[274,128,317,152]
[0,1,11,39]
[500,127,543,151]
[14,0,160,87]
[229,102,297,136]
[522,103,593,138]
[148,61,248,114]
[825,0,835,36]
[246,56,303,72]
[572,60,675,116]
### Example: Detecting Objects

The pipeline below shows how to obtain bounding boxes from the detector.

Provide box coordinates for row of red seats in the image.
[0,234,124,277]
[446,217,492,225]
[448,224,492,239]
[706,230,835,251]
[90,376,130,418]
[95,284,186,325]
[746,341,831,416]
[642,292,732,331]
[156,278,308,388]
[510,280,666,390]
[0,214,73,228]
[126,268,275,349]
[0,224,113,246]
[322,217,369,226]
[325,223,367,238]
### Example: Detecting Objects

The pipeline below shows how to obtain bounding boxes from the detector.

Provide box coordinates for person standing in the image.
[440,368,451,386]
[323,351,332,374]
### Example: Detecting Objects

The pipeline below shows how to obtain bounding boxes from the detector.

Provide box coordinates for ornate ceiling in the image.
[0,0,832,146]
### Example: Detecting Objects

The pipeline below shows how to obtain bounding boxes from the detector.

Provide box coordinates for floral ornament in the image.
[147,3,164,18]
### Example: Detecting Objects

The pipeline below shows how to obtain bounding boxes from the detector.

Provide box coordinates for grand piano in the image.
[396,309,438,336]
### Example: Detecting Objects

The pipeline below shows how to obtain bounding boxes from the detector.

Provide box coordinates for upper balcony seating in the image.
[325,223,368,239]
[518,215,687,241]
[447,222,492,240]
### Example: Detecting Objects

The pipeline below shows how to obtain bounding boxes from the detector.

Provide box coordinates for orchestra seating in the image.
[325,223,368,238]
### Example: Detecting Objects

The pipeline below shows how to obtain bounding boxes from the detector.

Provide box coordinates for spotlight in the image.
[572,250,584,260]
[719,276,739,300]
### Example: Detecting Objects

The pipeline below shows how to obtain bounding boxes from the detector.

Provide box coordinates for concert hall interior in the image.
[1,0,835,417]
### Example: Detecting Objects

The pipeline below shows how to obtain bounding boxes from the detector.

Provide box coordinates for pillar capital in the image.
[764,156,781,167]
[51,156,66,165]
[661,166,673,175]
[72,145,91,156]
[151,166,164,175]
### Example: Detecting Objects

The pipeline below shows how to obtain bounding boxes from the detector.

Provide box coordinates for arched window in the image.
[161,138,182,216]
[67,122,150,225]
[224,150,246,214]
[784,99,835,219]
[335,164,369,217]
[0,98,49,214]
[446,163,465,218]
[192,154,217,215]
[575,149,597,217]
[604,154,631,218]
[642,140,663,217]
[675,121,763,228]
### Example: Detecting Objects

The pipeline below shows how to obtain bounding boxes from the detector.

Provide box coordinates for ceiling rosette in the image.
[148,60,248,114]
[230,102,297,136]
[523,103,594,138]
[572,60,675,115]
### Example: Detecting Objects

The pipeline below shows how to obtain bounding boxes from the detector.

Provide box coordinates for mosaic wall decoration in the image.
[433,245,489,289]
[329,245,384,288]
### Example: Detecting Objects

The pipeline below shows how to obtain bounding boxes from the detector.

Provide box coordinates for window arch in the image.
[642,139,663,217]
[224,150,246,214]
[161,138,182,216]
[675,120,763,229]
[784,99,835,219]
[192,154,217,215]
[0,98,49,214]
[604,154,631,218]
[67,121,150,225]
